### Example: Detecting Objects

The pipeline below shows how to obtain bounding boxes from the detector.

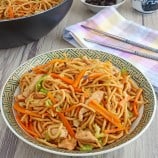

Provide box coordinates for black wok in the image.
[0,0,73,49]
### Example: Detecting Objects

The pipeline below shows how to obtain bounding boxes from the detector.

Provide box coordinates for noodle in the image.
[0,0,63,20]
[14,55,144,151]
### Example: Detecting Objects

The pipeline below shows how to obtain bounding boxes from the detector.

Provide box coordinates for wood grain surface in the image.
[0,0,158,158]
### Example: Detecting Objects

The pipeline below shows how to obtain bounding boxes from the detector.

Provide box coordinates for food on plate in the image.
[14,55,144,151]
[0,0,63,20]
[85,0,116,6]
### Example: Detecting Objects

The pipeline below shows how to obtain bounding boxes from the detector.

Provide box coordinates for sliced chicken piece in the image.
[58,138,77,150]
[15,94,25,102]
[34,92,46,99]
[31,99,44,107]
[59,127,68,139]
[50,126,68,139]
[78,107,88,121]
[23,74,43,97]
[75,129,100,147]
[86,90,104,104]
[73,119,80,127]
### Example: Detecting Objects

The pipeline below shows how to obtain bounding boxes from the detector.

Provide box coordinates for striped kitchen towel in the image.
[63,7,158,93]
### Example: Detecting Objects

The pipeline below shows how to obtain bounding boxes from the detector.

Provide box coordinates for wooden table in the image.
[0,1,158,158]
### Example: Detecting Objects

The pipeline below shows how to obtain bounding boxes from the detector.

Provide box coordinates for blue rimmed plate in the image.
[0,48,156,156]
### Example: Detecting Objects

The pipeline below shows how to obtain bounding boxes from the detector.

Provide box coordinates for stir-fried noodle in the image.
[14,56,144,151]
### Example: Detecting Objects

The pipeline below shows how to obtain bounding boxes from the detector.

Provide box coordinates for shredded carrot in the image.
[51,73,74,84]
[16,115,39,137]
[89,100,123,128]
[29,122,34,131]
[73,87,82,93]
[133,88,143,116]
[13,103,41,118]
[104,127,125,134]
[88,73,104,80]
[51,73,82,92]
[133,102,139,116]
[47,92,56,112]
[47,92,57,104]
[8,6,14,18]
[29,122,41,137]
[57,112,75,138]
[72,69,87,88]
[51,73,82,93]
[90,100,120,123]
